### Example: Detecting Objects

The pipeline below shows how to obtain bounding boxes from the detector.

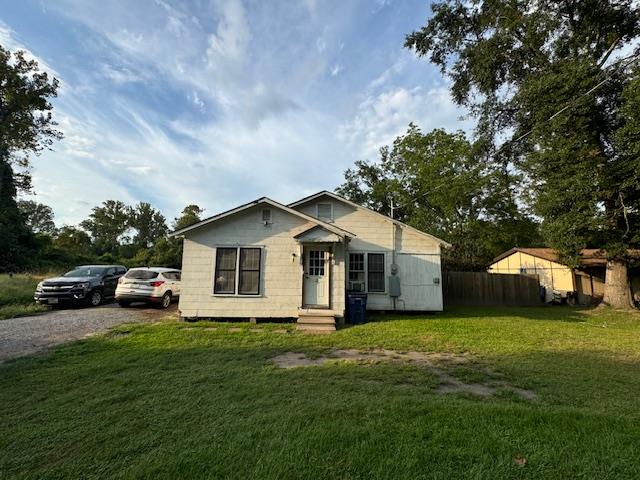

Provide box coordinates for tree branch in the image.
[597,37,620,69]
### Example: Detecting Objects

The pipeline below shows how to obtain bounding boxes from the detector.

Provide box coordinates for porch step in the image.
[297,316,337,325]
[297,311,337,333]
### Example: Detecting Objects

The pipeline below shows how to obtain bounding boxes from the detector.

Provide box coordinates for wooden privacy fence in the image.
[443,272,542,307]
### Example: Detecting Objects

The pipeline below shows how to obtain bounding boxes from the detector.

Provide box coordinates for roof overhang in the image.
[294,225,346,243]
[168,197,352,238]
[289,190,451,248]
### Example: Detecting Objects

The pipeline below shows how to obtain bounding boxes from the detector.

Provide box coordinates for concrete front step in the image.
[296,316,336,325]
[297,311,337,333]
[296,324,336,333]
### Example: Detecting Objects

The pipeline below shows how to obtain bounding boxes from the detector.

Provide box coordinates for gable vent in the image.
[262,208,272,224]
[317,203,333,221]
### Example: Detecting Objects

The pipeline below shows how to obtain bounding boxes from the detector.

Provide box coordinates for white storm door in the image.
[303,248,329,307]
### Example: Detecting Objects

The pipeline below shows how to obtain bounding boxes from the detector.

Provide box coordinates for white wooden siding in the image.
[179,206,336,318]
[295,197,443,311]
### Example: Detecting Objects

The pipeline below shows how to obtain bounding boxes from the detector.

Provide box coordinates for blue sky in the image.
[1,0,470,226]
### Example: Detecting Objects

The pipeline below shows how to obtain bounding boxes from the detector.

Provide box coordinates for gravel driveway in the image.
[0,302,178,363]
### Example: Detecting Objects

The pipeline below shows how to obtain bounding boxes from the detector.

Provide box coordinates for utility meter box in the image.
[389,275,401,298]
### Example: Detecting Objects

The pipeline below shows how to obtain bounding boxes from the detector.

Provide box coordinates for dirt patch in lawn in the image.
[271,349,537,400]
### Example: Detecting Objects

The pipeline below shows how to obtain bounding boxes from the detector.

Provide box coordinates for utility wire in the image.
[509,51,640,145]
[389,51,640,218]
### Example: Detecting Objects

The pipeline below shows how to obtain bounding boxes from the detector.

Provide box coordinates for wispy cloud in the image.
[2,0,470,226]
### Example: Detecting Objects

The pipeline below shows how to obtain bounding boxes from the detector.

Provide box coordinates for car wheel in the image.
[89,290,103,307]
[160,292,172,309]
[118,300,131,307]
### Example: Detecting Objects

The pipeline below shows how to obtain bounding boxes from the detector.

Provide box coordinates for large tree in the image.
[80,200,132,256]
[18,199,56,235]
[53,226,92,257]
[338,124,540,270]
[0,46,62,271]
[406,0,640,307]
[129,202,167,249]
[133,204,204,268]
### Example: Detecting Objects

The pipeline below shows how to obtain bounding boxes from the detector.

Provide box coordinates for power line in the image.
[389,51,640,219]
[509,52,640,145]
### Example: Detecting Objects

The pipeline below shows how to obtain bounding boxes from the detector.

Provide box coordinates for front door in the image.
[303,246,330,307]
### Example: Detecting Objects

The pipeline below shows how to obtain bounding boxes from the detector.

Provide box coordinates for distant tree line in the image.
[10,199,203,272]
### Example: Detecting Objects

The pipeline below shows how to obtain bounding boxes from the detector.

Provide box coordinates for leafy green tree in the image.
[53,226,92,257]
[129,202,167,249]
[406,0,640,307]
[338,124,540,270]
[80,200,132,256]
[0,46,62,272]
[129,204,204,268]
[18,200,57,235]
[174,204,204,230]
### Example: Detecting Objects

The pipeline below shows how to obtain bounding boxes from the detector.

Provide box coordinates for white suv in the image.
[116,267,181,308]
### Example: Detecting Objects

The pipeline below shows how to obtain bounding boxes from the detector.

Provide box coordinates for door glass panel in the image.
[308,250,325,276]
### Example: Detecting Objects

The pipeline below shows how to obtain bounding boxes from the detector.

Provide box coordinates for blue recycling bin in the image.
[347,293,367,324]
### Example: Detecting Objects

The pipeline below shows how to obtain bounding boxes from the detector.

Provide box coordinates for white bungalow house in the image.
[170,191,449,331]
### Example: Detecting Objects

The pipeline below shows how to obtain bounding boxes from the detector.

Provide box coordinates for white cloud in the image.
[100,63,144,85]
[189,91,205,112]
[339,86,470,158]
[0,20,61,80]
[205,0,251,67]
[9,0,466,227]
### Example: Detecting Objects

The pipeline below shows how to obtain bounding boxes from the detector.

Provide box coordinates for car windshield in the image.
[63,267,107,278]
[125,270,159,280]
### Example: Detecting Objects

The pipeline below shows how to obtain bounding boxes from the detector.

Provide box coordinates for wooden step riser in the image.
[297,317,336,325]
[296,325,336,333]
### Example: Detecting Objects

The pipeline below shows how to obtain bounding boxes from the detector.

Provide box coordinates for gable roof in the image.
[491,247,612,267]
[168,197,354,238]
[288,190,451,248]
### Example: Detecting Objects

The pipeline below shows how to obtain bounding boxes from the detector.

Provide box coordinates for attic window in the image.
[261,209,272,224]
[317,203,333,222]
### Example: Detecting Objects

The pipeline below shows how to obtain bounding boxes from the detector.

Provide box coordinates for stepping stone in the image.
[229,327,242,332]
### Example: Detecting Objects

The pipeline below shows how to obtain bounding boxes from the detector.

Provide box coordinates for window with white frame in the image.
[348,252,385,293]
[367,253,385,292]
[348,253,365,292]
[214,247,262,295]
[317,202,333,222]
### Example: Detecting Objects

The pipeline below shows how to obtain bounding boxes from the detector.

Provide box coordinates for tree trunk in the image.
[602,259,633,309]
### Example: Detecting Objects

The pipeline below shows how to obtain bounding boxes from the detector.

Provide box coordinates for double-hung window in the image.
[367,253,385,292]
[348,253,365,292]
[348,252,385,293]
[214,247,262,295]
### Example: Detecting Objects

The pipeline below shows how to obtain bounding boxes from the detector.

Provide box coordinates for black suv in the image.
[34,265,127,307]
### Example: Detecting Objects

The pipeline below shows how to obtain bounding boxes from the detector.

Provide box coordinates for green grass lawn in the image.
[1,307,639,479]
[0,274,48,320]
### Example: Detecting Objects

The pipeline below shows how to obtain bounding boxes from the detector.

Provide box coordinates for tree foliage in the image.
[405,1,640,259]
[338,124,540,270]
[18,200,57,235]
[129,202,168,250]
[53,226,92,257]
[80,200,132,256]
[0,45,62,272]
[406,0,640,305]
